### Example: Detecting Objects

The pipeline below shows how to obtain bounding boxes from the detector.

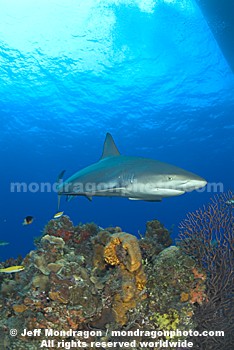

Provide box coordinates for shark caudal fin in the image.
[56,170,66,188]
[100,133,120,159]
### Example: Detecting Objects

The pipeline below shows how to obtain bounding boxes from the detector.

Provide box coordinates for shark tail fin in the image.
[101,133,120,159]
[56,170,66,187]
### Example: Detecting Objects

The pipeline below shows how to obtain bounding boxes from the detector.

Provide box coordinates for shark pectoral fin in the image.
[86,195,93,201]
[128,197,162,202]
[100,133,120,159]
[99,187,126,193]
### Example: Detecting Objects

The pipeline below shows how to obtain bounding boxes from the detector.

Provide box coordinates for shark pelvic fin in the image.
[57,195,61,211]
[66,195,74,202]
[101,133,120,159]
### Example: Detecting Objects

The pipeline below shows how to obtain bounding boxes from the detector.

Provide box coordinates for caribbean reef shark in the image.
[57,133,207,202]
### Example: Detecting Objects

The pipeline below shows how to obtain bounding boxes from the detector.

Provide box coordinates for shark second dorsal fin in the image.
[101,133,120,159]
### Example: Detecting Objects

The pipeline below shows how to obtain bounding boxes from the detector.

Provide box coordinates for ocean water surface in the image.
[0,0,233,260]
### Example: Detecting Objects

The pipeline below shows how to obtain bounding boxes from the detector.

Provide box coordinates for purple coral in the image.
[178,191,234,349]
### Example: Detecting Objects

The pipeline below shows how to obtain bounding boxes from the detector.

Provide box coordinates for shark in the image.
[57,133,207,202]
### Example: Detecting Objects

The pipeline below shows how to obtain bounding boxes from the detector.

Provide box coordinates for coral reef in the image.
[0,213,221,350]
[0,218,142,347]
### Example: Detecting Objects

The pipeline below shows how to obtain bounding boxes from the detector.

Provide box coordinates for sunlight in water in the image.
[0,0,197,54]
[0,0,201,74]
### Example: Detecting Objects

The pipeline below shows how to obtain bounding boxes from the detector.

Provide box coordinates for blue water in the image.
[0,0,233,261]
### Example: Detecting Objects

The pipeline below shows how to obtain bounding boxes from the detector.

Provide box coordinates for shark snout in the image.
[178,177,207,192]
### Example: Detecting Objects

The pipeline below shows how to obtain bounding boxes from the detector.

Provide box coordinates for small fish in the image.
[225,197,234,205]
[22,216,34,225]
[0,240,9,246]
[53,211,64,219]
[0,265,25,273]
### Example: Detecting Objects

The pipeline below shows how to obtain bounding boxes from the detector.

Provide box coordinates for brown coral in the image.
[103,232,146,325]
[48,291,69,304]
[180,292,189,302]
[13,304,27,313]
[104,232,142,272]
[32,275,49,290]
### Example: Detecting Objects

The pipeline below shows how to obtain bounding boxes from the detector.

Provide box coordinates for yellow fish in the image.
[0,265,25,273]
[53,211,64,219]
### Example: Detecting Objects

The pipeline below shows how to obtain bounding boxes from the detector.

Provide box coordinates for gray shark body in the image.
[57,133,207,202]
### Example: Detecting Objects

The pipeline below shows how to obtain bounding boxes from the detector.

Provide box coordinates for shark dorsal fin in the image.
[101,133,120,159]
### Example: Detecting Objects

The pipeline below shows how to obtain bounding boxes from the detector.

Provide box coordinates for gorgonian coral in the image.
[178,191,234,349]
